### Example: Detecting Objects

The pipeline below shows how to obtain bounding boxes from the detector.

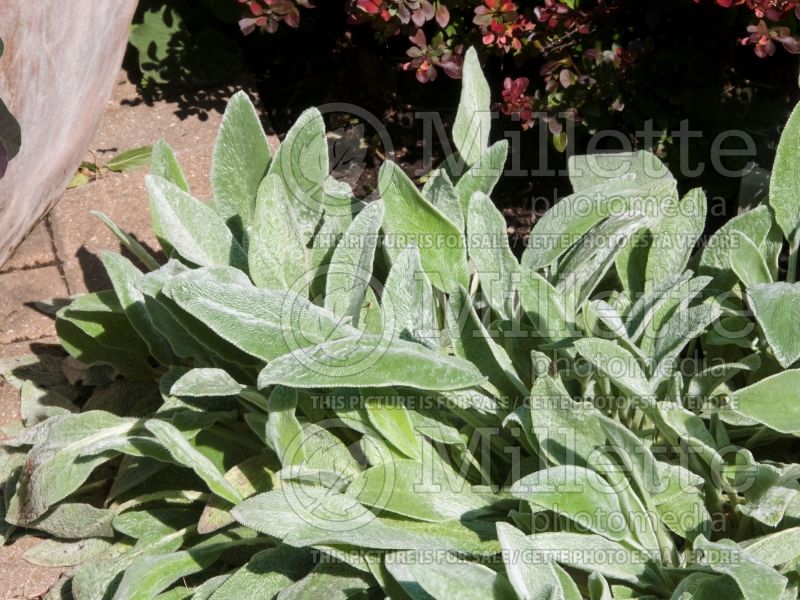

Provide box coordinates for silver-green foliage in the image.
[3,48,800,600]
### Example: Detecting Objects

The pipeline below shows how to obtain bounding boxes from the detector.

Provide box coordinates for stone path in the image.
[0,70,265,599]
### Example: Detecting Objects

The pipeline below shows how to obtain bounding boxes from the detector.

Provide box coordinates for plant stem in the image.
[788,233,800,284]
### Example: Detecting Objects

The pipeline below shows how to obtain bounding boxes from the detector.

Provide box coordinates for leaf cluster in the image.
[4,47,800,600]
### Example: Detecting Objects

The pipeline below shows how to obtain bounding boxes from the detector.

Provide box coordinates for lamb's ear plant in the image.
[3,46,800,599]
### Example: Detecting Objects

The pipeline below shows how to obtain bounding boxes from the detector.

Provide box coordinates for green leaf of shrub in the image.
[527,376,605,467]
[446,287,526,398]
[554,191,671,305]
[267,107,328,243]
[151,139,189,193]
[197,455,276,534]
[496,523,576,599]
[693,536,787,600]
[208,545,313,599]
[402,553,516,600]
[519,269,576,350]
[111,540,234,600]
[363,391,421,459]
[56,316,154,381]
[234,485,499,554]
[147,174,247,270]
[467,191,519,319]
[574,337,652,400]
[452,47,490,168]
[422,169,464,230]
[22,538,115,567]
[353,457,490,521]
[106,146,153,173]
[324,200,384,325]
[91,210,161,271]
[7,411,137,521]
[454,141,508,212]
[145,419,243,504]
[568,150,675,192]
[511,466,628,541]
[258,335,486,391]
[507,531,649,584]
[770,101,800,243]
[101,252,176,365]
[380,161,469,291]
[276,562,372,599]
[248,174,308,292]
[265,386,305,467]
[170,368,244,397]
[646,188,706,285]
[730,370,800,434]
[731,231,773,287]
[521,181,649,270]
[19,381,77,426]
[747,282,800,368]
[699,205,773,290]
[211,91,271,233]
[166,276,355,362]
[382,245,438,348]
[742,527,800,567]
